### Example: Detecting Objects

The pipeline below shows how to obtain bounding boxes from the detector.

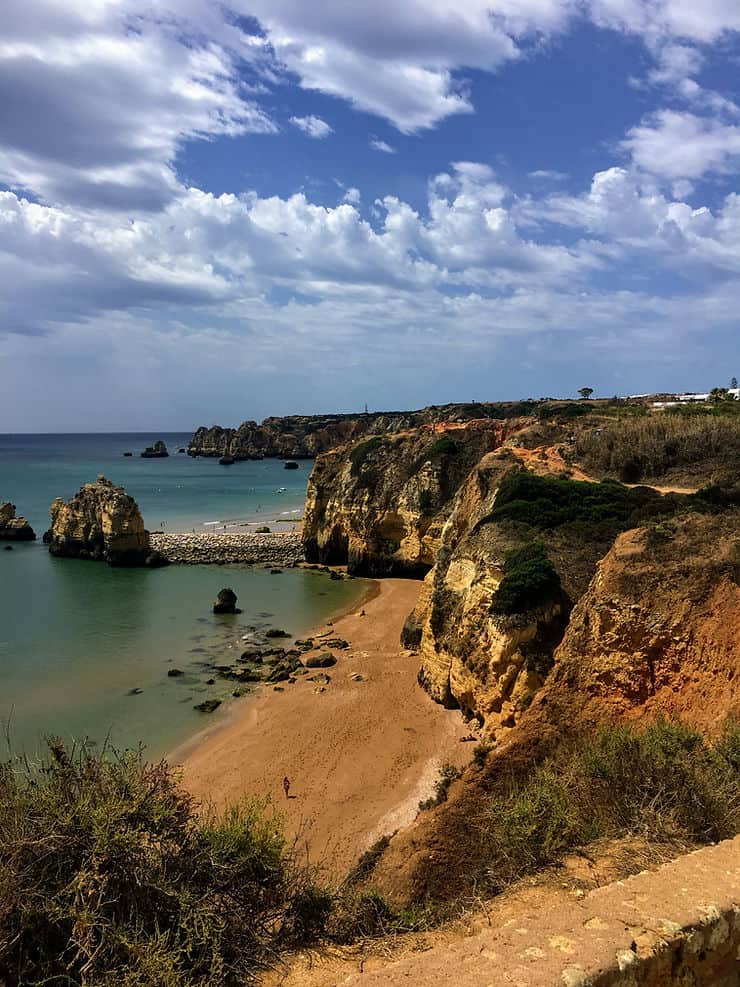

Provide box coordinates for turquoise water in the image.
[0,432,308,535]
[0,434,365,757]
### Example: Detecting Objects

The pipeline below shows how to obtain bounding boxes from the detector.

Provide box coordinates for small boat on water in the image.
[276,486,287,493]
[283,461,299,470]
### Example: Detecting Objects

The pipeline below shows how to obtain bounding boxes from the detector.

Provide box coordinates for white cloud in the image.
[529,169,569,180]
[370,138,397,154]
[622,110,740,180]
[0,4,275,208]
[342,187,361,205]
[289,114,333,138]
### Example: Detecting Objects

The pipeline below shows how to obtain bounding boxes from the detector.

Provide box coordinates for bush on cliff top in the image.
[0,741,330,986]
[479,719,740,893]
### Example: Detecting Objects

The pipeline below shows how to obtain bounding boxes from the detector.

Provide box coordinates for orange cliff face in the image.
[370,506,740,907]
[301,420,532,577]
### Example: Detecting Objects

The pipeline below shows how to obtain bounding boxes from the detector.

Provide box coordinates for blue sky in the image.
[1,1,740,431]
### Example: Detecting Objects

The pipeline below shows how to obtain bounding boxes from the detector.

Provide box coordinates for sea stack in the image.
[0,503,36,541]
[141,440,169,458]
[45,475,167,567]
[213,588,239,614]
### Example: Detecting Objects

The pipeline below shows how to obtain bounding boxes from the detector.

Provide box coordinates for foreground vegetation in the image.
[0,742,330,986]
[475,719,740,894]
[1,722,738,983]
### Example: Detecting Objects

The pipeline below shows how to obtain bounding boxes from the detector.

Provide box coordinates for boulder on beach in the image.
[44,476,167,567]
[213,587,240,614]
[0,503,36,541]
[194,699,221,713]
[141,440,169,458]
[304,653,337,668]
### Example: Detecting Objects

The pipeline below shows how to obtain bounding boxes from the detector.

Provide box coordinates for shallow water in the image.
[0,433,365,757]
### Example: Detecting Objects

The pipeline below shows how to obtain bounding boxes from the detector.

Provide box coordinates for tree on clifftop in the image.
[578,387,594,400]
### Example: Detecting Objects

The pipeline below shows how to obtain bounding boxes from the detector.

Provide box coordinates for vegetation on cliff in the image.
[477,719,740,895]
[572,413,740,484]
[0,741,330,986]
[490,542,562,617]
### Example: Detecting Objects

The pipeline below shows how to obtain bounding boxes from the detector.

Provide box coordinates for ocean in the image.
[0,433,365,757]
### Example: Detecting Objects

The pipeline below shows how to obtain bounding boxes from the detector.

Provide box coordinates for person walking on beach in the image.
[282,776,290,799]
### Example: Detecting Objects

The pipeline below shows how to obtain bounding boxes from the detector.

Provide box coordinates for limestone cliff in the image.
[187,402,547,461]
[45,476,166,567]
[0,503,35,541]
[302,421,528,576]
[541,511,740,734]
[372,507,740,907]
[404,450,675,732]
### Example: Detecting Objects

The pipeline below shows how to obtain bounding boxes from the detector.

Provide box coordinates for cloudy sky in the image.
[2,1,740,431]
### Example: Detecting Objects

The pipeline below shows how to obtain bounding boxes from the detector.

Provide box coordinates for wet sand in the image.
[179,577,470,876]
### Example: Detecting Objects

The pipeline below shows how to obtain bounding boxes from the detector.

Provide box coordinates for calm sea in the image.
[0,433,365,757]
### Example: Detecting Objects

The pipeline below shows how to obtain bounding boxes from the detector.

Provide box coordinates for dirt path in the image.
[179,578,471,875]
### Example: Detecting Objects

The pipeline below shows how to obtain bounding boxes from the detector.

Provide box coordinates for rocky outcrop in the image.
[372,507,740,908]
[541,510,740,734]
[213,588,239,614]
[0,503,35,541]
[405,448,703,733]
[302,421,529,577]
[45,476,166,567]
[141,440,168,458]
[187,402,543,460]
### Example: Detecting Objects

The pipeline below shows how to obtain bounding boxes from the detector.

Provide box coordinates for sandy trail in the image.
[179,577,470,876]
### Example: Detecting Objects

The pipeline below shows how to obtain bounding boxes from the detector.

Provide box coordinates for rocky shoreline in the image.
[149,531,304,566]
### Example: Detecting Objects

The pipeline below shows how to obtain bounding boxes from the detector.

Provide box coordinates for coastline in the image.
[178,576,471,876]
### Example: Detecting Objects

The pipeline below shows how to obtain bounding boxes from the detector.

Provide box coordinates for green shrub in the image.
[413,435,461,473]
[418,488,436,514]
[255,525,271,533]
[349,437,385,476]
[472,743,492,767]
[346,835,392,886]
[479,720,740,893]
[0,741,329,986]
[491,543,562,617]
[418,763,462,811]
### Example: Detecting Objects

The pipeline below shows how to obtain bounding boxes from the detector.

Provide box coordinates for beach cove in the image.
[0,433,369,757]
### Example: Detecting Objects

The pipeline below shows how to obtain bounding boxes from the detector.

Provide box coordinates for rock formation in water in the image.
[141,440,169,458]
[213,588,239,614]
[0,503,36,541]
[45,475,167,567]
[302,421,528,576]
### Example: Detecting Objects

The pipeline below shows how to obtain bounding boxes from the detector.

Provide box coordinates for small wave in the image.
[202,521,221,526]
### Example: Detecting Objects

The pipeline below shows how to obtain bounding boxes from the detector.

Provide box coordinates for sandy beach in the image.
[179,577,471,876]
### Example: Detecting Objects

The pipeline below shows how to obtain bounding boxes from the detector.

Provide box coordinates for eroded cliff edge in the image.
[302,420,529,576]
[300,410,740,908]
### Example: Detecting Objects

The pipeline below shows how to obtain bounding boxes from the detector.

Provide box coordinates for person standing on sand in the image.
[282,776,290,798]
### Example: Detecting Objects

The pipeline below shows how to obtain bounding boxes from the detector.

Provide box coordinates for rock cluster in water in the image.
[0,503,36,541]
[149,531,304,565]
[141,440,169,458]
[45,475,167,567]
